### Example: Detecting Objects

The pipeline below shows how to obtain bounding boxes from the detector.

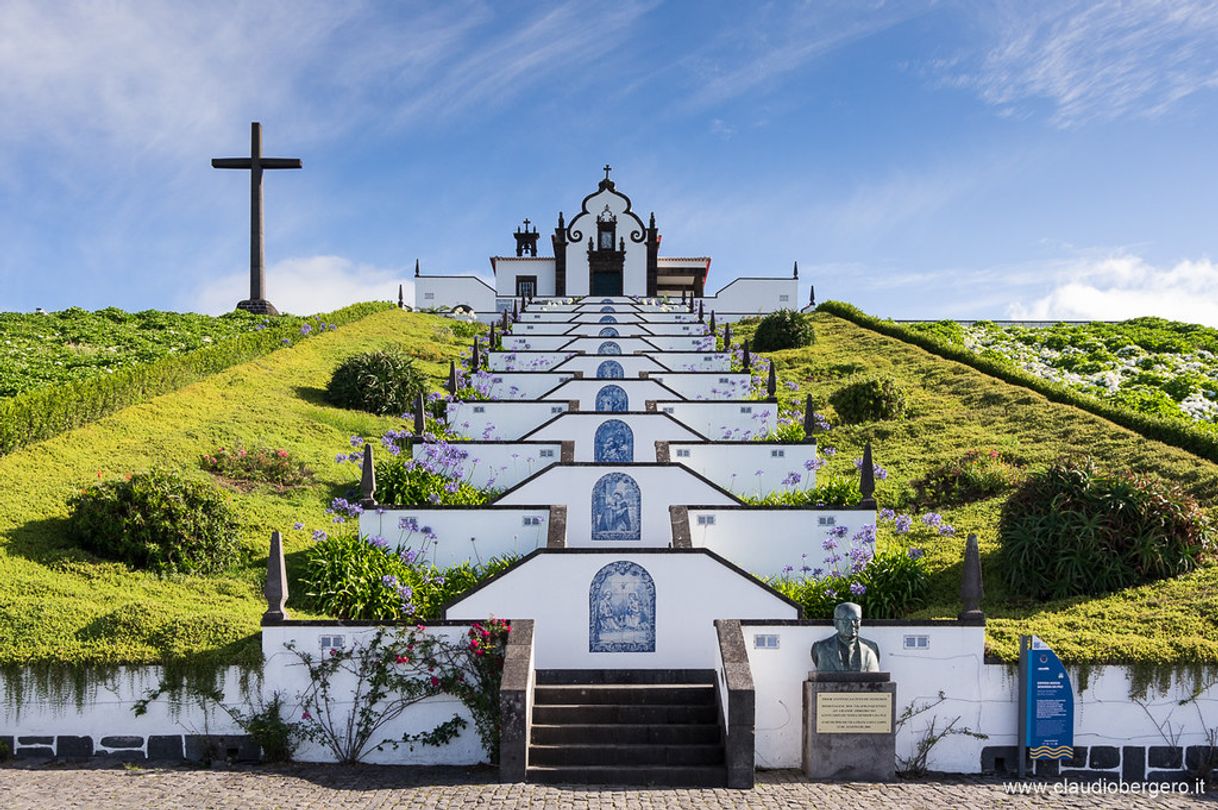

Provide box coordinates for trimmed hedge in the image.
[0,302,394,455]
[816,300,1218,464]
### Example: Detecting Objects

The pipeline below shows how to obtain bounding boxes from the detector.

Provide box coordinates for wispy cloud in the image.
[941,0,1218,127]
[184,255,406,316]
[1009,253,1218,326]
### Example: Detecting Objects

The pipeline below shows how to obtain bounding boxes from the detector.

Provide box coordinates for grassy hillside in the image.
[0,309,469,672]
[741,312,1218,666]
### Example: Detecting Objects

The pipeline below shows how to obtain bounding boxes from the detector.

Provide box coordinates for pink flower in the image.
[301,711,312,720]
[430,675,440,687]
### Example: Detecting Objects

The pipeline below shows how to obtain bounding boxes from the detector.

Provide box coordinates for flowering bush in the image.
[741,475,861,507]
[911,449,1023,506]
[200,445,311,487]
[67,469,240,574]
[829,374,907,423]
[771,548,929,619]
[325,346,425,416]
[998,458,1213,599]
[375,438,499,506]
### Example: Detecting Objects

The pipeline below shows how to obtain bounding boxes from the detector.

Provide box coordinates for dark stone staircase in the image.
[526,670,726,786]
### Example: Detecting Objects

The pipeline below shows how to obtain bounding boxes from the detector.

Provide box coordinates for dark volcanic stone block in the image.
[55,736,93,758]
[0,736,12,759]
[16,747,54,758]
[147,735,184,760]
[1089,746,1120,770]
[1066,747,1088,768]
[18,736,52,745]
[1185,746,1217,774]
[185,734,259,764]
[1033,758,1059,777]
[100,736,143,749]
[1122,746,1145,782]
[1148,746,1182,769]
[980,745,1020,775]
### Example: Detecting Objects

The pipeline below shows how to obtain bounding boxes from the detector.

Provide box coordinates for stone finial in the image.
[414,258,420,278]
[859,442,876,508]
[723,322,732,348]
[688,295,695,313]
[489,322,497,349]
[448,360,458,395]
[413,392,426,436]
[501,309,510,331]
[709,310,716,334]
[793,261,799,279]
[472,337,481,370]
[698,301,705,322]
[766,361,777,400]
[359,442,376,507]
[512,299,519,322]
[742,340,751,371]
[803,394,816,441]
[959,534,985,622]
[809,284,816,307]
[398,283,404,308]
[262,531,289,624]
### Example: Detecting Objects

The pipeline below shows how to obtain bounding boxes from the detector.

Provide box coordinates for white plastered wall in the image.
[358,508,553,568]
[415,276,497,312]
[492,259,557,297]
[541,379,684,410]
[669,442,818,495]
[685,508,874,577]
[656,400,777,439]
[409,441,564,490]
[520,413,705,461]
[447,401,570,440]
[486,351,576,372]
[646,372,752,400]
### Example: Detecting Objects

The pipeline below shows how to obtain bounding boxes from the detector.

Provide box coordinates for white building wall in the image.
[492,259,557,297]
[562,186,650,296]
[445,552,799,669]
[495,465,737,545]
[415,276,498,313]
[704,277,799,318]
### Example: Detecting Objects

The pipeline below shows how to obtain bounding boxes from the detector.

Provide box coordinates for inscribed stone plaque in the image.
[815,692,892,734]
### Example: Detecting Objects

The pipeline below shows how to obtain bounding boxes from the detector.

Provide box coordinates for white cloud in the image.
[1009,254,1218,326]
[184,255,407,316]
[943,0,1218,127]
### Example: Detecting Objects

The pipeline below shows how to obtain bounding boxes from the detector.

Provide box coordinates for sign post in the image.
[1018,634,1074,777]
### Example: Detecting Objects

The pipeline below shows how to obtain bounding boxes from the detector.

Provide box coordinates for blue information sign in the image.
[1023,636,1074,760]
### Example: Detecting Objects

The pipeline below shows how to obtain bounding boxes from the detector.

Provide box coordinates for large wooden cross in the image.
[212,122,301,315]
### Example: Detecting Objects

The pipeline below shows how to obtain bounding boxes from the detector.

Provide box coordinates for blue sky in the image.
[4,1,1218,323]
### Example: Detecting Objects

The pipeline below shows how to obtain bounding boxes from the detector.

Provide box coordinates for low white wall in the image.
[474,371,575,400]
[558,322,705,337]
[686,508,874,577]
[571,312,696,324]
[409,441,564,490]
[669,443,818,495]
[656,400,777,439]
[486,351,576,372]
[541,379,684,410]
[652,352,731,372]
[520,413,706,460]
[447,401,570,440]
[446,551,799,669]
[496,465,737,545]
[646,335,716,352]
[358,507,553,568]
[552,354,667,378]
[416,276,498,313]
[704,277,799,317]
[261,624,485,765]
[647,372,752,400]
[501,336,662,354]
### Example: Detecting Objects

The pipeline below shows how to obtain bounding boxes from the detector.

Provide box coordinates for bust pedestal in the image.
[802,671,896,781]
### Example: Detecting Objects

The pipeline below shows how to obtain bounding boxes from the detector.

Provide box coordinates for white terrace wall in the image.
[541,380,684,411]
[495,465,738,545]
[561,323,707,337]
[551,354,667,378]
[446,551,799,670]
[741,622,1218,775]
[520,413,706,461]
[487,351,576,372]
[650,352,732,372]
[645,372,752,400]
[261,624,485,765]
[501,336,663,354]
[704,277,799,318]
[447,401,570,440]
[645,335,716,352]
[475,372,576,400]
[415,276,497,313]
[655,400,777,439]
[568,313,696,324]
[411,441,564,490]
[686,508,875,577]
[358,507,553,568]
[667,442,818,496]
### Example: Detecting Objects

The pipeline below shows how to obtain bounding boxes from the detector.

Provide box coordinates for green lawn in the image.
[0,309,470,672]
[742,312,1218,666]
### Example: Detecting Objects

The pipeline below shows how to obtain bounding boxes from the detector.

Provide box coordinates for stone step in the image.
[533,684,715,706]
[529,743,724,767]
[526,765,727,787]
[532,703,717,725]
[535,669,716,685]
[530,722,721,746]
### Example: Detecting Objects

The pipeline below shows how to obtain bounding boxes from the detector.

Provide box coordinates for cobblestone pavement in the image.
[0,763,1213,808]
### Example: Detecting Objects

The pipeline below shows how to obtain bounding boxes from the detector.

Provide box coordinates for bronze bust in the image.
[810,602,880,672]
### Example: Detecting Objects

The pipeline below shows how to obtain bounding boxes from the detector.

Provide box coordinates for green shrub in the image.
[0,302,392,456]
[326,347,426,416]
[998,459,1214,600]
[375,458,495,506]
[67,470,240,574]
[302,531,516,622]
[751,309,815,352]
[912,449,1024,506]
[742,476,861,507]
[829,374,907,423]
[201,446,312,487]
[771,549,929,619]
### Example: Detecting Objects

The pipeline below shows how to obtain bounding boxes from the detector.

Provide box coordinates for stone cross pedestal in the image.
[802,671,896,781]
